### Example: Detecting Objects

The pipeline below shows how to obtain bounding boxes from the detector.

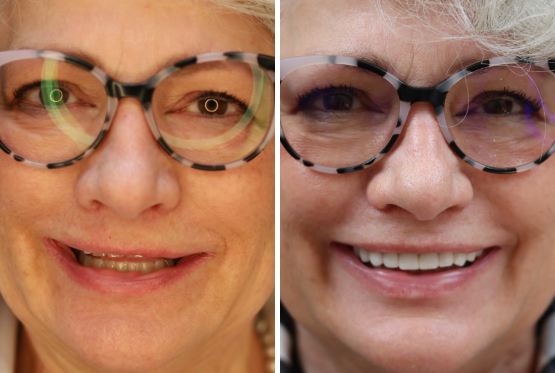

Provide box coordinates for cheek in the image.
[281,149,366,241]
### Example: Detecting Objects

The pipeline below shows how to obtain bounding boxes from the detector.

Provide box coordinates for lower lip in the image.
[332,243,500,299]
[44,238,212,295]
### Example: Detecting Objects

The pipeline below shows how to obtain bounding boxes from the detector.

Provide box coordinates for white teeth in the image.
[453,253,467,267]
[369,253,383,267]
[77,251,175,273]
[383,253,398,268]
[439,252,454,267]
[419,253,439,270]
[360,249,369,263]
[354,248,486,271]
[399,254,419,270]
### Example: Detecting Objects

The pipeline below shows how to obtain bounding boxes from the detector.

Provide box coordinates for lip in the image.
[44,237,214,295]
[332,242,501,299]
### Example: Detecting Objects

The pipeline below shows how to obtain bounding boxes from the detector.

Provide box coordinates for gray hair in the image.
[387,0,555,57]
[209,0,274,34]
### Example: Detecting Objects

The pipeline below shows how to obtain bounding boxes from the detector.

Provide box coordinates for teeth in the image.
[76,251,175,273]
[399,254,419,270]
[354,248,486,271]
[439,252,454,267]
[108,253,124,258]
[383,253,398,268]
[369,253,383,267]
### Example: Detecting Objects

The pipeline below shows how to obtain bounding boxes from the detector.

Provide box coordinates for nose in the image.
[75,99,180,219]
[366,103,473,221]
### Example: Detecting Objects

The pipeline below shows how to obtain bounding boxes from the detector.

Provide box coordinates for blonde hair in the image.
[207,0,275,34]
[386,0,555,57]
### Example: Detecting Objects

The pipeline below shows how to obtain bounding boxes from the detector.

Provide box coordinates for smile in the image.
[353,247,486,272]
[45,238,213,295]
[72,249,178,273]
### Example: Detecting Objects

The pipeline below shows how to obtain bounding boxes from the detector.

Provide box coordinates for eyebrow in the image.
[11,45,200,77]
[299,50,394,73]
[295,50,491,77]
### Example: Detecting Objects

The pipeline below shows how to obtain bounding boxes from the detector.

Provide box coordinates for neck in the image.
[17,320,267,373]
[297,324,536,373]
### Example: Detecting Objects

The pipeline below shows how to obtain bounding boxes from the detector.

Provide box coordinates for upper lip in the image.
[54,239,208,259]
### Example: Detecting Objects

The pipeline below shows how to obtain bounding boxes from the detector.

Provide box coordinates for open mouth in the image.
[352,246,490,274]
[68,247,183,274]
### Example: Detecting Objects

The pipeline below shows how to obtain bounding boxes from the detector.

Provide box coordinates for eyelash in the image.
[12,83,249,113]
[480,87,543,112]
[12,80,58,102]
[296,84,361,109]
[194,90,248,112]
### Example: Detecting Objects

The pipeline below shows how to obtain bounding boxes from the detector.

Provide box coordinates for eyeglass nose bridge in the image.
[397,84,447,106]
[105,79,155,104]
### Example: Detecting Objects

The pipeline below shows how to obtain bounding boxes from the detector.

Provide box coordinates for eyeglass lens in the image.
[280,63,555,169]
[0,58,274,165]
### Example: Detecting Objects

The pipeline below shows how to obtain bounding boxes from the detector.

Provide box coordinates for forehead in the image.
[3,0,273,82]
[281,0,488,86]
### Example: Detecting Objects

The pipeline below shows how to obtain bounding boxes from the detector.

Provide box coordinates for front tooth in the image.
[92,253,106,257]
[83,251,92,255]
[383,253,399,268]
[105,260,117,270]
[359,249,369,263]
[92,258,104,268]
[369,253,383,267]
[419,253,439,270]
[141,262,154,274]
[127,255,145,258]
[127,262,140,272]
[399,253,419,270]
[453,253,467,266]
[466,252,477,262]
[116,262,128,272]
[439,252,454,267]
[153,259,165,271]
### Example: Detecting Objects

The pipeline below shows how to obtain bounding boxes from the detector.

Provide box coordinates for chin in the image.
[337,317,484,373]
[57,314,191,373]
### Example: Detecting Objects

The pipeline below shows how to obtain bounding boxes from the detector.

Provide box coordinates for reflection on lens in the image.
[445,65,555,168]
[152,60,274,165]
[280,64,400,168]
[0,58,108,163]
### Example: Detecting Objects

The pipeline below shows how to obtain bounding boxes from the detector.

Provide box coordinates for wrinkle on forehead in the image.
[282,0,488,86]
[4,0,272,82]
[0,0,18,49]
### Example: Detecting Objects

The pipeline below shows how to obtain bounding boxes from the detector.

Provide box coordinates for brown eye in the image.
[38,87,71,106]
[323,94,353,110]
[198,98,229,115]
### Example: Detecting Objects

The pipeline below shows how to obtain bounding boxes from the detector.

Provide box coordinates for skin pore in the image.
[281,1,555,373]
[0,1,274,373]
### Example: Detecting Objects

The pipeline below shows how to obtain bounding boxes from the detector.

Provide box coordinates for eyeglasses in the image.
[0,50,275,170]
[280,55,555,174]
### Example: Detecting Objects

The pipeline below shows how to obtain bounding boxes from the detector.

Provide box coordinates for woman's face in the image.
[281,1,555,372]
[0,0,274,372]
